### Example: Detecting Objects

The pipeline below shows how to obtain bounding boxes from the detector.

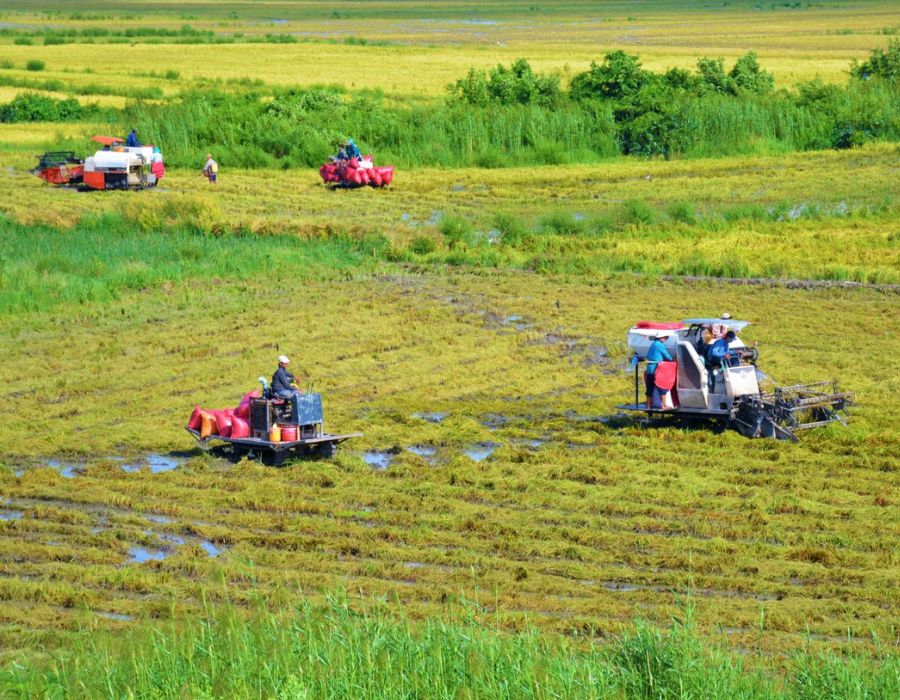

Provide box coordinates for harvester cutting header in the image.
[619,316,852,441]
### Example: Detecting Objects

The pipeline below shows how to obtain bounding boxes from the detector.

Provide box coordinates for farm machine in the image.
[619,318,853,441]
[33,136,165,190]
[319,155,394,189]
[187,387,360,466]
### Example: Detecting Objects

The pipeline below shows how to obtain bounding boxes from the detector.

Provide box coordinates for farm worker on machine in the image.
[202,153,218,184]
[706,330,738,391]
[331,138,360,162]
[272,355,301,399]
[645,333,673,409]
[125,128,141,147]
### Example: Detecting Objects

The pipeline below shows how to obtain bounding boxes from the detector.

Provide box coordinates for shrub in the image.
[619,199,658,226]
[493,212,528,245]
[668,201,697,225]
[25,60,45,72]
[851,39,900,82]
[409,236,437,255]
[729,52,774,95]
[449,58,560,107]
[0,92,83,123]
[439,216,474,249]
[43,36,67,46]
[570,50,651,101]
[13,37,32,46]
[540,210,584,235]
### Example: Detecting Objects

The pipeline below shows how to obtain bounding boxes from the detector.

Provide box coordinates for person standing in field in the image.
[645,333,673,408]
[202,153,218,185]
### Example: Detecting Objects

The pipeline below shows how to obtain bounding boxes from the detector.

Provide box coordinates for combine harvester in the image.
[187,385,360,466]
[32,136,165,190]
[619,317,852,440]
[319,155,394,189]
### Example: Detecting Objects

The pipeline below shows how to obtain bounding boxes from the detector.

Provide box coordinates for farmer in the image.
[706,330,737,392]
[202,153,218,185]
[645,333,673,408]
[272,355,301,399]
[125,128,141,147]
[344,138,361,160]
[706,330,737,368]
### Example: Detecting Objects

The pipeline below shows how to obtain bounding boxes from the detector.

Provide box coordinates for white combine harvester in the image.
[82,136,165,190]
[618,317,852,440]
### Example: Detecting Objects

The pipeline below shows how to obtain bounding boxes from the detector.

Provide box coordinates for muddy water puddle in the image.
[0,510,23,521]
[96,611,134,622]
[464,442,499,462]
[412,411,449,423]
[21,454,186,479]
[127,546,167,564]
[362,451,394,470]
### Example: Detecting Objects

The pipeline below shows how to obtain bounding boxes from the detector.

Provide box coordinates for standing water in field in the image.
[362,451,394,470]
[464,443,499,462]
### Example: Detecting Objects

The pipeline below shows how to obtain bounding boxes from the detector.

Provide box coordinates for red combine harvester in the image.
[320,155,394,189]
[32,136,165,190]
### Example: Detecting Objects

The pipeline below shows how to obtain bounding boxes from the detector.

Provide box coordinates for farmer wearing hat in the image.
[645,333,673,408]
[272,355,301,399]
[202,153,218,184]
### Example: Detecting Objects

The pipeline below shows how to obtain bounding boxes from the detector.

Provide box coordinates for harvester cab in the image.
[619,318,852,440]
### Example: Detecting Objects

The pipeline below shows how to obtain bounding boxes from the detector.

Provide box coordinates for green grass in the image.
[0,216,383,313]
[2,597,897,699]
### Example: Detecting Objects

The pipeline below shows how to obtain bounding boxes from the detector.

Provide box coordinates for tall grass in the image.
[2,597,895,699]
[126,91,620,169]
[119,70,900,168]
[0,215,384,314]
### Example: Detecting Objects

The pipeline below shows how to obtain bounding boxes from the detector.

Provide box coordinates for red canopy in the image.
[635,321,685,331]
[92,135,125,146]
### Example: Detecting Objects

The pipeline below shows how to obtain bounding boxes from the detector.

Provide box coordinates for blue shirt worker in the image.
[345,138,361,159]
[272,355,301,399]
[125,128,141,147]
[645,334,673,408]
[706,330,737,392]
[706,330,737,368]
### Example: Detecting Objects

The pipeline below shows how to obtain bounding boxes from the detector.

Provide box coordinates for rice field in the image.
[1,261,898,658]
[0,1,898,695]
[0,0,898,106]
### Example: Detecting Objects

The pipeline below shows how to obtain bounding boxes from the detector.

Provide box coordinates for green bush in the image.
[0,92,83,123]
[493,212,528,245]
[851,39,900,82]
[25,59,45,72]
[439,216,475,249]
[13,37,32,46]
[668,201,697,225]
[409,235,437,255]
[449,58,560,107]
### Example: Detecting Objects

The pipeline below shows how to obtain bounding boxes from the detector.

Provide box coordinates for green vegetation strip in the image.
[2,599,897,699]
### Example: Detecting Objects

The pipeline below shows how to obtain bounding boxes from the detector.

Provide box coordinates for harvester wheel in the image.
[316,442,337,460]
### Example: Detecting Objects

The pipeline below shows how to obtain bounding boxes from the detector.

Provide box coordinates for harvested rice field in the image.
[0,1,898,696]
